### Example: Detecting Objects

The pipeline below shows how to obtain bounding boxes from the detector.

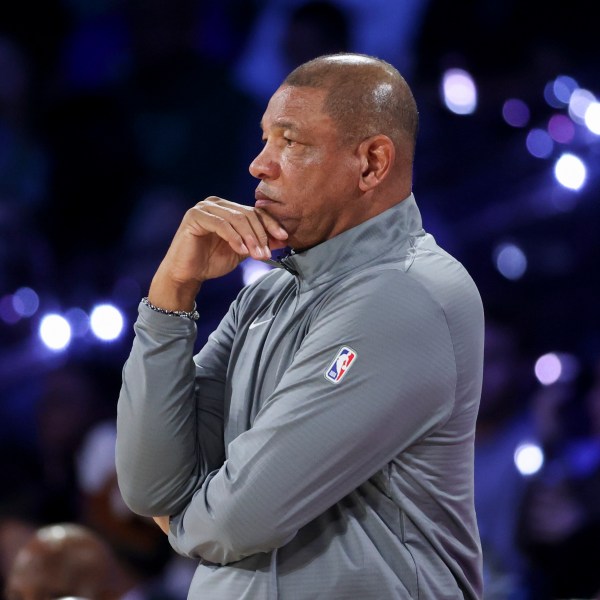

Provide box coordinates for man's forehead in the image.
[261,85,330,129]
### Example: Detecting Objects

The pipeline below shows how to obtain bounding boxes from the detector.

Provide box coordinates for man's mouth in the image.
[254,189,278,208]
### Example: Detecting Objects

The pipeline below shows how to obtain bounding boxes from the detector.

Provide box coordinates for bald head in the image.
[6,524,124,600]
[283,53,418,158]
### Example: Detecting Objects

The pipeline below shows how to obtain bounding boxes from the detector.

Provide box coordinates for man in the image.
[116,53,485,599]
[5,523,129,600]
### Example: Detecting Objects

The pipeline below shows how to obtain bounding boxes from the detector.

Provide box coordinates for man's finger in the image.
[190,201,263,258]
[222,204,271,259]
[254,207,289,242]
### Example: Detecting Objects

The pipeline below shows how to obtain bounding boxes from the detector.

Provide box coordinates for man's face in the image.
[6,549,72,600]
[250,85,361,250]
[5,542,106,600]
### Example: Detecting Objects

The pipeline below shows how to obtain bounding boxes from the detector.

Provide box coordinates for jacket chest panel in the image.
[225,285,320,440]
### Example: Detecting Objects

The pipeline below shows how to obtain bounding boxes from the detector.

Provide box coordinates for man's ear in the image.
[357,135,395,192]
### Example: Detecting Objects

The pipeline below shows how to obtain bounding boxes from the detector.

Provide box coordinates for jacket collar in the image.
[267,193,424,289]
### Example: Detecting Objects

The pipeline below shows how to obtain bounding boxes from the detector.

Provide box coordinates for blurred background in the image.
[0,0,599,598]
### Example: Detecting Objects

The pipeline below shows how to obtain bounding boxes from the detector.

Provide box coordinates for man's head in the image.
[283,53,418,154]
[5,523,125,600]
[250,53,419,250]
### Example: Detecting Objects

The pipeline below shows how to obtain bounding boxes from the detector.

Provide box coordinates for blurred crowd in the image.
[476,320,600,599]
[1,0,599,598]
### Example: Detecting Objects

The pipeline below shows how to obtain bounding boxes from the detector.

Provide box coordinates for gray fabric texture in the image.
[116,194,485,599]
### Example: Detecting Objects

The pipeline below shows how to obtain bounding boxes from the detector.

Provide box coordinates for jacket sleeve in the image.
[116,301,234,517]
[167,270,468,564]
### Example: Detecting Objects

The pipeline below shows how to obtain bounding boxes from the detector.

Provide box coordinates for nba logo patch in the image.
[324,346,357,384]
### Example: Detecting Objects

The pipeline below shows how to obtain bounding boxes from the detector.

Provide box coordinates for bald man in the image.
[116,53,485,599]
[5,523,128,600]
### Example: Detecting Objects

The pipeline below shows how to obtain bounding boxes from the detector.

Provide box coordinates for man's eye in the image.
[284,138,295,147]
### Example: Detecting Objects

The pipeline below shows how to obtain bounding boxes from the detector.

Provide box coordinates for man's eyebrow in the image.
[259,119,298,132]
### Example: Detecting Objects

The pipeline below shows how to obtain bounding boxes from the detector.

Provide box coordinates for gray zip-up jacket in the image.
[116,194,484,599]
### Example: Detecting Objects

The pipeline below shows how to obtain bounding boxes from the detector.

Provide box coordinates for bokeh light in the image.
[526,128,554,158]
[493,243,527,280]
[441,68,477,115]
[547,114,575,144]
[12,287,40,318]
[240,260,273,286]
[569,88,596,124]
[65,307,90,338]
[534,351,580,385]
[39,314,72,351]
[502,98,530,127]
[534,352,562,385]
[584,101,600,134]
[544,80,566,109]
[554,153,586,190]
[514,443,544,476]
[552,75,579,105]
[90,304,124,341]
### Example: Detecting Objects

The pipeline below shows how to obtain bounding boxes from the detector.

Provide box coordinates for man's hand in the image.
[148,197,288,311]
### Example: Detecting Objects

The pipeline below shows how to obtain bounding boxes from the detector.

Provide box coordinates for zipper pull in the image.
[264,249,298,276]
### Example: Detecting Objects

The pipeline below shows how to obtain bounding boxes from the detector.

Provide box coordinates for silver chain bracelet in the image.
[141,296,200,321]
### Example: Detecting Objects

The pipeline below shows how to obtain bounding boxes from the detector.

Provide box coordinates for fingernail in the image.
[263,245,271,258]
[240,243,249,254]
[278,227,288,238]
[255,246,263,258]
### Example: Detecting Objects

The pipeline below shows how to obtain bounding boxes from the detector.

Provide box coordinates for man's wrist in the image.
[141,296,199,321]
[148,271,201,313]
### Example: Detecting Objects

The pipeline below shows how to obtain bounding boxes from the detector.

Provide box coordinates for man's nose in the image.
[249,144,279,180]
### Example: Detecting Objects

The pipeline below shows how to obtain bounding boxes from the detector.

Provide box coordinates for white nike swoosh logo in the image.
[249,317,274,330]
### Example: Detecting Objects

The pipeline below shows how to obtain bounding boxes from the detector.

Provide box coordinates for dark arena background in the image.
[0,1,599,598]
